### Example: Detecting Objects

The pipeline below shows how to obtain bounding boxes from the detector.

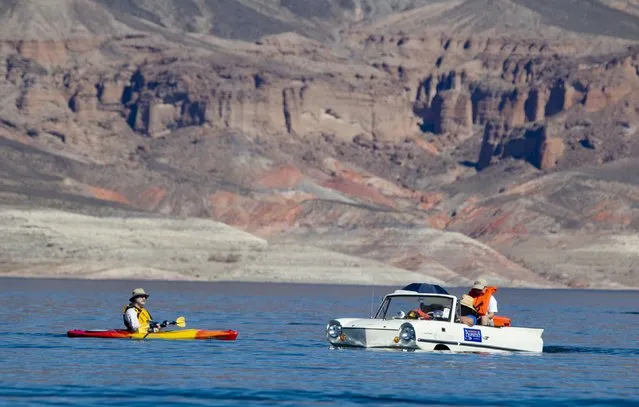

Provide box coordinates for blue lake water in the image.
[0,278,637,406]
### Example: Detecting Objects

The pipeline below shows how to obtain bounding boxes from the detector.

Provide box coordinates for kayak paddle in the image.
[171,316,186,328]
[140,317,186,334]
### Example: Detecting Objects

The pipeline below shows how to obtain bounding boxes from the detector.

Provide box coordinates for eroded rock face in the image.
[477,121,508,170]
[102,45,639,157]
[97,81,126,105]
[116,68,420,142]
[538,135,565,170]
[17,40,68,67]
[2,3,639,288]
[478,124,566,170]
[6,31,637,159]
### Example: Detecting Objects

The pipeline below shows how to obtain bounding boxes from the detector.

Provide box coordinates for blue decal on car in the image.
[464,328,482,343]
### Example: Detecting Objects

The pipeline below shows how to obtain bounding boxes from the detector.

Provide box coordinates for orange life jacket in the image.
[469,286,497,316]
[492,315,511,327]
[409,309,431,320]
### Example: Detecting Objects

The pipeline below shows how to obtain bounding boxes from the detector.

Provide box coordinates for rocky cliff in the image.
[1,0,639,288]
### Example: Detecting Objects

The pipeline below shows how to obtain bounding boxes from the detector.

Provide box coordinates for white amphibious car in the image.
[326,283,544,353]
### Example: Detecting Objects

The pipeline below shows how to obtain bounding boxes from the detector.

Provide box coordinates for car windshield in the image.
[375,295,454,322]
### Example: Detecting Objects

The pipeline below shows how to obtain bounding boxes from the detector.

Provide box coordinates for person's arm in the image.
[459,316,475,327]
[486,297,498,321]
[124,308,140,332]
[457,305,476,327]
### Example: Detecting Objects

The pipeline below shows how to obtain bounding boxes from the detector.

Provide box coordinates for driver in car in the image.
[407,301,444,320]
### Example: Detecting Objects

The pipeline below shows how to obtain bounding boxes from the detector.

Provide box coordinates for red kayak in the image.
[67,329,238,340]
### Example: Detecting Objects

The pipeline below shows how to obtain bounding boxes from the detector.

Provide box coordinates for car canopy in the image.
[399,283,449,295]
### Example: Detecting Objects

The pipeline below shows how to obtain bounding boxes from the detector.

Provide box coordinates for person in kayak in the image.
[467,278,498,326]
[123,288,168,333]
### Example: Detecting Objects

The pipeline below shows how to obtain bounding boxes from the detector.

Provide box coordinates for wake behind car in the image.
[326,283,543,353]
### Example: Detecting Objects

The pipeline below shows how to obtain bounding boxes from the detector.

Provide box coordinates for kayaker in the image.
[123,288,166,333]
[467,278,498,326]
[457,294,479,327]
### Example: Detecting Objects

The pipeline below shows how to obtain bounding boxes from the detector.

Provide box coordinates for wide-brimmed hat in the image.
[472,278,487,290]
[129,288,149,302]
[460,294,475,309]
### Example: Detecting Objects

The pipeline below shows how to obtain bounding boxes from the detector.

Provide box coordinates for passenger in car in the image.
[456,294,479,327]
[468,278,499,326]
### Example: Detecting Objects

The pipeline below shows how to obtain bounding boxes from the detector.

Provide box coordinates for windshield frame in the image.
[374,294,457,322]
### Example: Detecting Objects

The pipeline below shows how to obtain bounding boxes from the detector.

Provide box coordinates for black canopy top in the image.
[400,283,449,295]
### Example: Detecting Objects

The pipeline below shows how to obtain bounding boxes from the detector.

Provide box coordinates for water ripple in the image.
[2,385,638,407]
[543,346,639,356]
[0,280,638,406]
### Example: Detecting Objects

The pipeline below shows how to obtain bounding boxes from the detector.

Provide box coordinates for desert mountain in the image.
[0,0,434,41]
[1,0,639,288]
[4,0,639,41]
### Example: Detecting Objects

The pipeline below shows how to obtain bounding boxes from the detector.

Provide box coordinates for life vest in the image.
[492,315,511,327]
[408,309,431,320]
[123,305,152,331]
[469,286,497,316]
